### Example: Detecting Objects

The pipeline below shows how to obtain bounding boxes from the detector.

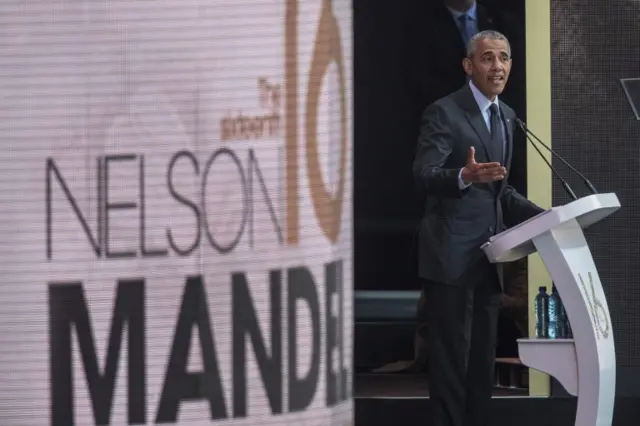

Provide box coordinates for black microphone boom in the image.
[522,131,578,201]
[515,118,598,195]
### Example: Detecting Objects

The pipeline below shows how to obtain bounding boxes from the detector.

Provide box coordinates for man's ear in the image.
[462,57,472,76]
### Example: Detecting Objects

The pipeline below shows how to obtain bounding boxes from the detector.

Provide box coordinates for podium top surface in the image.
[483,193,621,263]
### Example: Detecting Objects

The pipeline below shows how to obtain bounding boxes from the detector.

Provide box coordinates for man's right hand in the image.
[461,146,506,184]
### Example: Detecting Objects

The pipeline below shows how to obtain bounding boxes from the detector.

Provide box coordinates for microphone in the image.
[515,118,598,195]
[518,126,578,201]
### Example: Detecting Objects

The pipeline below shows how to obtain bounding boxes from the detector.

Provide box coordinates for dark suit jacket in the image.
[412,84,543,285]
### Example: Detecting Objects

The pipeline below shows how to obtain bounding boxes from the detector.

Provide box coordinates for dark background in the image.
[353,0,418,292]
[550,0,640,395]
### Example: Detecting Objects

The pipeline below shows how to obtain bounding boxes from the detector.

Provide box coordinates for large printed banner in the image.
[0,1,353,425]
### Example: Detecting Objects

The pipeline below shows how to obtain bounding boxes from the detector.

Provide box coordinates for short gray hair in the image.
[466,30,511,58]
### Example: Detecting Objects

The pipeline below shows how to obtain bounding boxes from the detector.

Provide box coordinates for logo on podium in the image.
[578,272,610,340]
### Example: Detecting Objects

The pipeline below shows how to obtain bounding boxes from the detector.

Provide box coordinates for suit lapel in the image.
[456,87,516,195]
[502,110,513,170]
[499,104,515,193]
[457,86,494,162]
[464,110,494,162]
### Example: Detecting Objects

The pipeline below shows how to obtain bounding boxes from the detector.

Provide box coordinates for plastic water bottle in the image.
[534,286,549,338]
[557,287,568,338]
[548,285,561,339]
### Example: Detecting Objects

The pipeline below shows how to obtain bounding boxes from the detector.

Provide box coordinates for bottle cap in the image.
[538,286,546,292]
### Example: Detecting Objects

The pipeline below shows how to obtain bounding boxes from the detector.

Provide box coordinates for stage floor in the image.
[354,374,640,426]
[354,373,528,398]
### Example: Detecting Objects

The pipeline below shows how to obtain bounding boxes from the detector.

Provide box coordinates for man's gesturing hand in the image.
[461,147,506,184]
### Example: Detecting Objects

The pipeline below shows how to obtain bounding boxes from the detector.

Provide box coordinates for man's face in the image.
[463,38,512,100]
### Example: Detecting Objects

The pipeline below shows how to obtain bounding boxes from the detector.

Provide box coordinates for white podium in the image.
[482,193,621,426]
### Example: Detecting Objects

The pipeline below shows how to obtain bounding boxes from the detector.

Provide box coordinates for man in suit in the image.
[401,1,527,375]
[412,30,543,426]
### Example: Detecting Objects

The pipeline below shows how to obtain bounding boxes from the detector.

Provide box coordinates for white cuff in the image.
[458,168,472,190]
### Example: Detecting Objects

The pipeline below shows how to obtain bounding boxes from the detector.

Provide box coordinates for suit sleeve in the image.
[500,185,545,227]
[412,103,467,198]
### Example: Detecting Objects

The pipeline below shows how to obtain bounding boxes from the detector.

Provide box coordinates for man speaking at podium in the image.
[412,30,543,426]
